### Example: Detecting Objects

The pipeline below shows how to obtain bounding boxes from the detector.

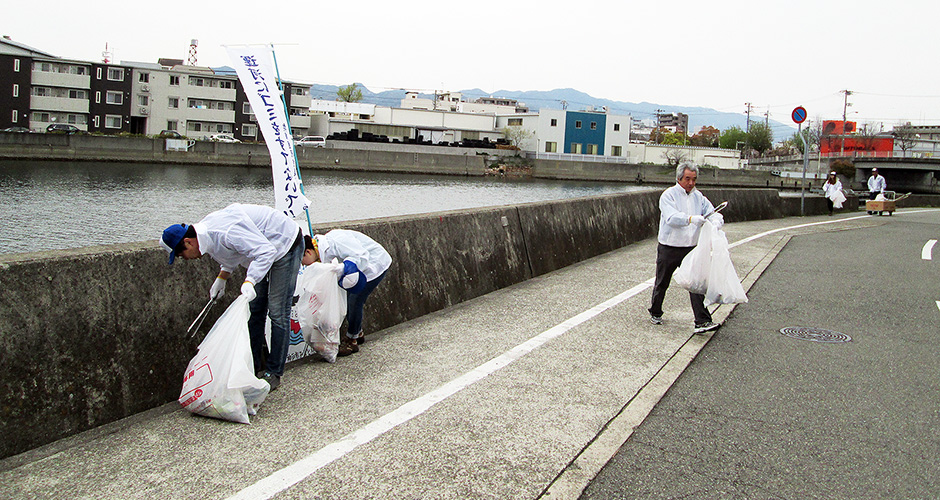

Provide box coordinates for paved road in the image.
[581,210,940,499]
[2,209,938,499]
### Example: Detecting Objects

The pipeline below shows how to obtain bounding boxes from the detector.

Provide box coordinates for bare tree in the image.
[891,122,918,156]
[662,148,689,167]
[501,126,533,153]
[856,122,883,152]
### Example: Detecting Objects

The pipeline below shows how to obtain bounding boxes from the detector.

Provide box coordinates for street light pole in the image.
[841,89,853,156]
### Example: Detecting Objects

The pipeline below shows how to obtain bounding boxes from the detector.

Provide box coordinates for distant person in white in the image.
[648,163,723,334]
[867,168,887,214]
[822,171,844,216]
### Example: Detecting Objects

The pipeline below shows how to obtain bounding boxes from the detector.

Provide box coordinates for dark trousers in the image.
[344,271,386,339]
[648,243,712,325]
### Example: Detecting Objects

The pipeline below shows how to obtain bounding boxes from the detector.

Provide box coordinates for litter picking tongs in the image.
[187,299,216,338]
[705,200,729,219]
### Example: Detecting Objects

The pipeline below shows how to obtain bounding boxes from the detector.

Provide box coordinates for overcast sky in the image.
[7,0,940,134]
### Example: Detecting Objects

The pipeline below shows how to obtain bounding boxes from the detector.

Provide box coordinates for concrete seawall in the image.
[0,134,809,190]
[0,189,832,459]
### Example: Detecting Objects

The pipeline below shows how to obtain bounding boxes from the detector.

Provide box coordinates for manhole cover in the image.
[779,327,852,343]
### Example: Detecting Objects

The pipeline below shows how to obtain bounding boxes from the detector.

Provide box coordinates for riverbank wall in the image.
[0,133,806,189]
[0,188,837,459]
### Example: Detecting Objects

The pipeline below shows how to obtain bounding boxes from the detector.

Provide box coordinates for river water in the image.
[0,160,655,255]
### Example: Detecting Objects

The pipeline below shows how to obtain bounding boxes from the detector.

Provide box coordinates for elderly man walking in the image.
[648,163,723,334]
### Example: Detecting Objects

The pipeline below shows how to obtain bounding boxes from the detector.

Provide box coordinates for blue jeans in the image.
[345,271,386,339]
[247,234,303,377]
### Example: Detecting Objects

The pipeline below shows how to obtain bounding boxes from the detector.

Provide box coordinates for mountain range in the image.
[308,84,797,138]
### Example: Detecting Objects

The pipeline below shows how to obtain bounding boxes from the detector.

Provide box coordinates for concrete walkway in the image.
[0,212,899,499]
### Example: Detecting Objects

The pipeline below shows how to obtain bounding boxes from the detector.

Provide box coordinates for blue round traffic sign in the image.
[792,106,807,124]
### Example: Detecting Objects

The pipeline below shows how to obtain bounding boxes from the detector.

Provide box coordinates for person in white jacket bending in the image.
[648,163,724,334]
[160,203,304,392]
[302,230,391,356]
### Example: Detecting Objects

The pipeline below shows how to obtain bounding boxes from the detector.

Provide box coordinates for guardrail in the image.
[526,152,630,164]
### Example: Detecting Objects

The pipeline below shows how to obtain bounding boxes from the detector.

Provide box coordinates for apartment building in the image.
[656,112,689,134]
[0,37,311,139]
[503,108,632,156]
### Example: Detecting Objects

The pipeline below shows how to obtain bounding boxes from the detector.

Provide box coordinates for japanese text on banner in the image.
[226,46,310,219]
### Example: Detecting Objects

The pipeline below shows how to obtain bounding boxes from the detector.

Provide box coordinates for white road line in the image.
[227,282,654,500]
[230,209,940,499]
[923,240,937,260]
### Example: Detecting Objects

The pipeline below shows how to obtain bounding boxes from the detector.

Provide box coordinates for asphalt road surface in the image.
[581,210,940,499]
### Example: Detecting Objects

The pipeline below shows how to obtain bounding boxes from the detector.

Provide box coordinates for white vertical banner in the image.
[226,45,310,219]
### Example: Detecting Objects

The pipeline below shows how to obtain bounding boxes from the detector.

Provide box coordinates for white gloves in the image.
[341,272,360,290]
[708,212,725,229]
[209,277,226,301]
[240,281,256,301]
[690,215,706,227]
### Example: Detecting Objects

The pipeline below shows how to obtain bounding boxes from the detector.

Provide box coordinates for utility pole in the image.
[654,109,664,143]
[744,102,753,156]
[841,89,853,156]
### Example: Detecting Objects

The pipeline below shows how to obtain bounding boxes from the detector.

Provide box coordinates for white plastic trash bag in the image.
[703,224,748,306]
[179,296,270,424]
[673,221,714,295]
[674,220,748,306]
[830,190,846,209]
[875,193,887,201]
[296,262,347,363]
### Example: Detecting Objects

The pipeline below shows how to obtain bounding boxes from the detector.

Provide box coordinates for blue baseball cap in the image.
[160,223,188,264]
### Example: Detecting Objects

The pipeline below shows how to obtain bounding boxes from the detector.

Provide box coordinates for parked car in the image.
[1,126,30,133]
[294,135,326,148]
[46,124,82,134]
[158,130,185,139]
[207,133,240,143]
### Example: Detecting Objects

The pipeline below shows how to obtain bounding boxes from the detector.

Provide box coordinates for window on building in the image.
[93,116,100,127]
[614,123,620,131]
[575,120,582,129]
[590,122,597,130]
[571,143,582,154]
[587,144,598,155]
[105,115,122,128]
[219,80,233,89]
[242,102,253,114]
[106,91,123,105]
[32,87,50,97]
[610,145,622,156]
[12,84,18,98]
[189,99,206,109]
[508,118,523,126]
[12,110,17,123]
[169,75,180,86]
[138,95,149,106]
[96,67,102,79]
[550,118,557,126]
[189,77,205,87]
[242,124,257,137]
[31,112,50,122]
[187,122,203,132]
[167,120,178,131]
[95,91,101,104]
[138,73,149,83]
[168,97,179,109]
[67,114,86,125]
[107,68,124,81]
[68,89,88,99]
[293,87,305,96]
[13,59,20,72]
[545,141,557,153]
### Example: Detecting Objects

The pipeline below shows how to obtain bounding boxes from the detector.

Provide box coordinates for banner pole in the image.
[270,44,313,237]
